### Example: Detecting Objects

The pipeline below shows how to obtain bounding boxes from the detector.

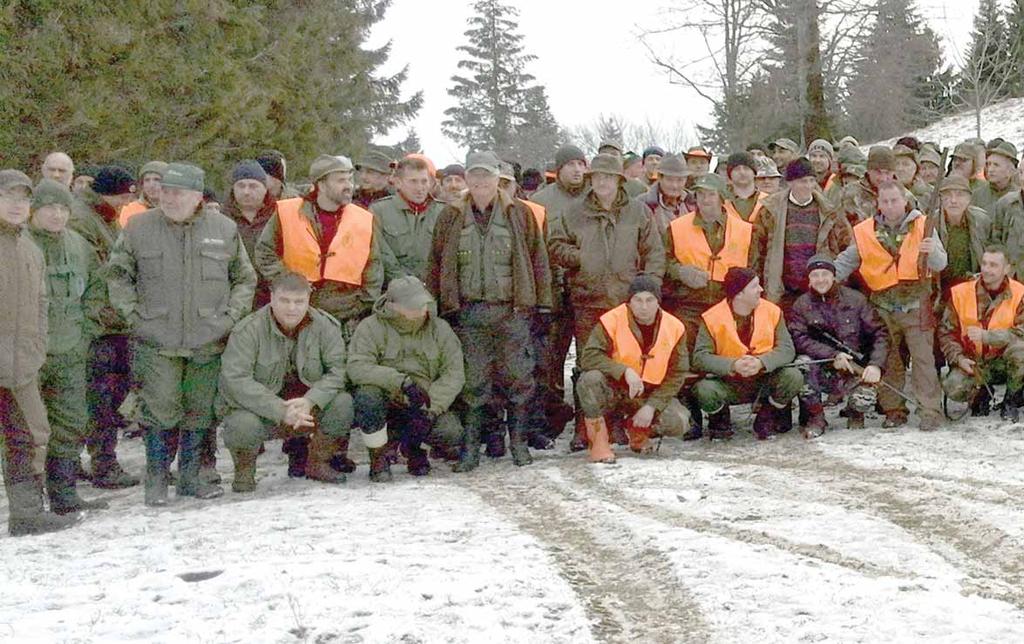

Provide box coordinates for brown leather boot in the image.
[584,417,616,464]
[305,432,347,484]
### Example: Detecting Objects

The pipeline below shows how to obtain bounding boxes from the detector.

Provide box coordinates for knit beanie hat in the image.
[31,178,74,210]
[627,274,662,302]
[723,267,758,299]
[139,160,168,180]
[807,139,834,158]
[555,145,586,170]
[726,152,756,177]
[92,165,137,196]
[642,146,666,161]
[806,254,836,275]
[256,152,286,182]
[784,157,814,182]
[231,160,268,185]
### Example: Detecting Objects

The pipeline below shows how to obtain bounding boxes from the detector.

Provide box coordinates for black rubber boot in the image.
[7,477,80,536]
[707,407,734,440]
[46,455,109,515]
[282,436,309,478]
[144,427,170,507]
[176,430,223,499]
[453,408,484,473]
[507,412,533,467]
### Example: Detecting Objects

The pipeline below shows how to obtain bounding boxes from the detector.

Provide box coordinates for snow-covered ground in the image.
[876,97,1024,149]
[3,406,1023,643]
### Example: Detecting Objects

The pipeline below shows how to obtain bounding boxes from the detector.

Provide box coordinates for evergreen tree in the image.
[1006,0,1024,95]
[844,0,950,141]
[965,0,1011,96]
[442,0,563,167]
[0,1,421,183]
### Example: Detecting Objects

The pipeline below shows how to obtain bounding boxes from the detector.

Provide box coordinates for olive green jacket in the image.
[990,189,1024,280]
[28,227,106,355]
[107,206,256,354]
[218,306,347,423]
[370,193,444,282]
[68,189,130,335]
[347,297,465,415]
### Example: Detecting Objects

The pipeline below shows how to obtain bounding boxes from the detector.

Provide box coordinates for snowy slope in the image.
[877,97,1024,149]
[3,409,1024,642]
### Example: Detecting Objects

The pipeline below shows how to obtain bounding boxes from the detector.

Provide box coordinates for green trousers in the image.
[693,367,805,413]
[39,348,90,460]
[133,343,220,433]
[221,392,355,451]
[576,370,689,437]
[943,341,1024,402]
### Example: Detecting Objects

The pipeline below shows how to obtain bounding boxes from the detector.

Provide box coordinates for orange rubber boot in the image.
[584,417,616,464]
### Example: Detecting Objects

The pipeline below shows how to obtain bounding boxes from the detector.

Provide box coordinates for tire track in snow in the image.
[464,464,711,644]
[561,464,909,581]
[684,447,1024,609]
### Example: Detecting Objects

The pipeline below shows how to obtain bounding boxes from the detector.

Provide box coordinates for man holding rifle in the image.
[789,255,889,435]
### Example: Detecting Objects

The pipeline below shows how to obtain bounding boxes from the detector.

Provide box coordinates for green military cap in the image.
[160,162,205,192]
[31,178,73,210]
[656,154,688,178]
[892,144,917,161]
[355,151,394,175]
[987,140,1019,165]
[952,142,980,160]
[598,139,623,155]
[939,175,972,194]
[692,172,728,195]
[771,138,800,154]
[836,145,866,167]
[465,151,500,175]
[139,160,168,180]
[588,153,625,178]
[310,154,354,184]
[0,169,33,191]
[917,146,942,168]
[841,164,866,179]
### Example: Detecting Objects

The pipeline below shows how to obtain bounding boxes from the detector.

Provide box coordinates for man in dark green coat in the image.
[28,180,111,515]
[371,156,444,282]
[107,163,257,506]
[348,276,465,481]
[218,271,352,492]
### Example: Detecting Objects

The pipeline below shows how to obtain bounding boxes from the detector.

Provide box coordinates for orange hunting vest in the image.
[118,200,149,228]
[724,192,767,223]
[277,197,373,286]
[701,298,781,358]
[669,211,752,281]
[599,304,686,385]
[950,279,1024,356]
[852,217,925,292]
[522,199,546,233]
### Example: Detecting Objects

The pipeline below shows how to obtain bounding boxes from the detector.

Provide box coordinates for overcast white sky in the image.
[369,0,980,165]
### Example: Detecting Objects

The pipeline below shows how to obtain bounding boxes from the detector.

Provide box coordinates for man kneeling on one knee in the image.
[692,267,804,440]
[939,245,1024,422]
[347,276,465,481]
[218,271,353,492]
[577,275,691,463]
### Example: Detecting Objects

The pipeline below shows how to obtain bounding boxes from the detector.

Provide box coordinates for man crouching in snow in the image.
[347,276,465,481]
[576,275,691,463]
[788,255,889,437]
[218,271,352,492]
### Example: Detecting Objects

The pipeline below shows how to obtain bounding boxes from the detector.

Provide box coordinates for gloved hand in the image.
[677,265,710,289]
[402,377,431,410]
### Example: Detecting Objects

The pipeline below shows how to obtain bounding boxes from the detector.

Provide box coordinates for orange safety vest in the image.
[522,199,546,233]
[669,211,752,281]
[852,216,925,292]
[950,278,1024,356]
[701,297,781,358]
[724,192,767,223]
[599,304,686,385]
[277,197,373,286]
[118,200,149,228]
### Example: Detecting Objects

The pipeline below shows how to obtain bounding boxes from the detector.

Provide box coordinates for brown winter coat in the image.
[426,190,553,317]
[0,222,48,387]
[548,186,665,311]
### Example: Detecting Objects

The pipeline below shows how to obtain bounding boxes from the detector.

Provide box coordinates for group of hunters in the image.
[3,131,1024,537]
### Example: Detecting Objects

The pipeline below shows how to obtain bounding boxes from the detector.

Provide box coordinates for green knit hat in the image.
[31,178,73,210]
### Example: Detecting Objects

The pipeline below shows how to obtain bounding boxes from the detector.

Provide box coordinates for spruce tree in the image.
[442,0,563,167]
[0,1,421,184]
[844,0,949,141]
